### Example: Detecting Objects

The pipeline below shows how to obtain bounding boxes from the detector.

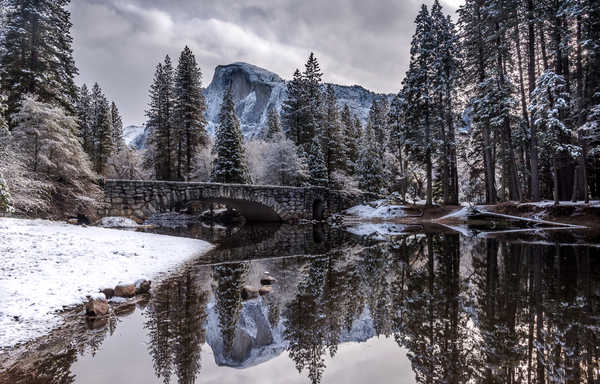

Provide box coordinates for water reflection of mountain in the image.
[4,228,599,384]
[142,232,600,384]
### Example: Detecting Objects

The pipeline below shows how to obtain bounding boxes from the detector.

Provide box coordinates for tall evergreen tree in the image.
[211,87,251,184]
[401,5,436,206]
[357,122,387,194]
[321,84,346,181]
[264,105,282,141]
[282,53,324,151]
[144,56,175,180]
[341,105,359,173]
[94,98,113,175]
[0,0,78,117]
[282,69,305,144]
[76,84,93,157]
[173,46,208,180]
[306,136,328,187]
[110,101,124,153]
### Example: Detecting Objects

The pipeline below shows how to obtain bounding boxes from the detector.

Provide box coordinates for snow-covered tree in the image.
[341,105,359,174]
[282,53,324,150]
[0,0,78,117]
[357,123,387,194]
[282,69,305,145]
[263,133,307,186]
[76,84,93,156]
[263,105,282,141]
[144,56,175,180]
[94,97,114,175]
[105,146,144,180]
[110,101,124,153]
[173,46,208,180]
[321,84,346,181]
[10,95,100,215]
[306,136,328,187]
[529,70,574,205]
[211,87,251,184]
[0,98,12,213]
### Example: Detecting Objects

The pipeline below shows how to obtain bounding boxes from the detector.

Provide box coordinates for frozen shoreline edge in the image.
[0,218,215,350]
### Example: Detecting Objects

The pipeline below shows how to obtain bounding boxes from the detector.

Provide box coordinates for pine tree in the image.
[173,46,208,180]
[321,84,346,181]
[357,123,387,194]
[401,5,436,205]
[145,56,175,180]
[341,105,359,173]
[94,97,114,175]
[303,52,324,150]
[306,136,328,187]
[110,101,124,153]
[264,105,282,141]
[211,87,251,184]
[529,70,574,205]
[76,84,93,157]
[282,69,305,145]
[282,53,324,150]
[0,0,78,117]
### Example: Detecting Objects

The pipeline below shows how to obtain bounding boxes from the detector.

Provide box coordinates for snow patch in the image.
[96,216,140,228]
[345,200,407,219]
[0,218,213,349]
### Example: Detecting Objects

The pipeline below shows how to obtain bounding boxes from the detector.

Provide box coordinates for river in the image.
[4,222,600,383]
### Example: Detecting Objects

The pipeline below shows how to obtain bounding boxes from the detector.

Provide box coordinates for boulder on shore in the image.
[241,285,259,301]
[85,297,109,317]
[135,279,151,294]
[100,288,115,299]
[114,283,136,298]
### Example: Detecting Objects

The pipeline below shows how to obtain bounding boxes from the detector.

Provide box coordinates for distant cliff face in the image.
[127,62,393,149]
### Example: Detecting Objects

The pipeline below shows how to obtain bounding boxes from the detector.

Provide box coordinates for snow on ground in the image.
[344,200,407,219]
[96,216,140,228]
[437,206,475,221]
[0,218,214,349]
[518,200,600,207]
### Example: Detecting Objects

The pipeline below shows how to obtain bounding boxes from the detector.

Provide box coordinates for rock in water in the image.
[85,297,109,317]
[241,285,259,301]
[259,286,272,296]
[135,279,151,294]
[260,275,277,286]
[114,283,136,298]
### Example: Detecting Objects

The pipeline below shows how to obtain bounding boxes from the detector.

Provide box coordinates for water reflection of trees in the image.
[281,234,599,384]
[212,262,249,360]
[145,272,208,384]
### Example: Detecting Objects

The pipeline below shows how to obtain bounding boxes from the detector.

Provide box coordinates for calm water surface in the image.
[7,223,600,383]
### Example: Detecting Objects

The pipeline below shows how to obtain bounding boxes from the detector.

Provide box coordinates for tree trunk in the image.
[528,0,541,201]
[553,156,560,206]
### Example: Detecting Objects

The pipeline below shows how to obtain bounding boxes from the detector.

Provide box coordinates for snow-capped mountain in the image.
[127,62,394,149]
[123,124,148,150]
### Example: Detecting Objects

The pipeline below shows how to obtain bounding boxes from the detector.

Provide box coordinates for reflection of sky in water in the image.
[71,310,414,384]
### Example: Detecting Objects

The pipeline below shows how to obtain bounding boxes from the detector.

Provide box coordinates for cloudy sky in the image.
[70,0,463,126]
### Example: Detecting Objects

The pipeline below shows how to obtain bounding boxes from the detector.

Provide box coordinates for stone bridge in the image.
[102,180,365,222]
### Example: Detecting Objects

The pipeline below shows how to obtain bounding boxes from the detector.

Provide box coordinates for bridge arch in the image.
[101,180,357,223]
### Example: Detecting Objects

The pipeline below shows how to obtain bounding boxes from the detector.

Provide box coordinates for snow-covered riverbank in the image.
[0,218,214,349]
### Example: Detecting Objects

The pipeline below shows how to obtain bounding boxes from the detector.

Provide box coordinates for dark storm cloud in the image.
[70,0,462,126]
